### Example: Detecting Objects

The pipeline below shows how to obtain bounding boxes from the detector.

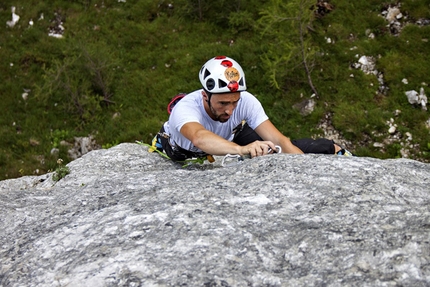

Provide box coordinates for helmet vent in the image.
[218,79,227,88]
[239,78,244,86]
[203,69,211,79]
[206,78,215,90]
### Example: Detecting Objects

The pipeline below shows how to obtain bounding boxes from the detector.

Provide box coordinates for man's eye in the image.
[219,101,238,106]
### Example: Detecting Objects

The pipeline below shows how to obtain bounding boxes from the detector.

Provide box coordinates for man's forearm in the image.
[280,138,304,154]
[191,129,241,156]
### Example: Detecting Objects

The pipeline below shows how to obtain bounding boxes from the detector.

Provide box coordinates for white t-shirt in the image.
[163,89,269,153]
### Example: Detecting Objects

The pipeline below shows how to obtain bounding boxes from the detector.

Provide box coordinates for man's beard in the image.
[210,106,230,123]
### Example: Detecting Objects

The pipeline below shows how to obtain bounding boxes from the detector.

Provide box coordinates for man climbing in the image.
[152,56,352,162]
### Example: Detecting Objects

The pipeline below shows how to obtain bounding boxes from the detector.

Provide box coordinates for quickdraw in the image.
[221,145,282,167]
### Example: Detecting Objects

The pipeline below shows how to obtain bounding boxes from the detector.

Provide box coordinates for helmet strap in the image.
[204,90,213,108]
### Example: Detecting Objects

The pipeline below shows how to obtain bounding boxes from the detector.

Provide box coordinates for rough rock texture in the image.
[1,143,429,286]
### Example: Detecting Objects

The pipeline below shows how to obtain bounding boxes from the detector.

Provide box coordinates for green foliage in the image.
[35,40,118,126]
[258,0,319,96]
[175,0,269,27]
[228,10,256,34]
[52,159,70,182]
[51,129,70,148]
[102,140,119,149]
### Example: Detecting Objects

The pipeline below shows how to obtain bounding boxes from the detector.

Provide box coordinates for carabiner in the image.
[221,154,245,167]
[269,145,282,154]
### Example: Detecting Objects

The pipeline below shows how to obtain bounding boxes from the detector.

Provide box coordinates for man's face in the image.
[205,92,241,122]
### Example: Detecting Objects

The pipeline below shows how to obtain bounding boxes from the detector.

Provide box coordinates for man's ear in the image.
[202,91,209,103]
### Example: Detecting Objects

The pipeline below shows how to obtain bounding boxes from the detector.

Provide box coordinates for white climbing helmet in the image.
[199,56,247,93]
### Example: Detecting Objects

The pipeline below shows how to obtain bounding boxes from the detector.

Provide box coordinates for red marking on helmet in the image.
[221,60,233,68]
[214,56,227,60]
[227,81,239,92]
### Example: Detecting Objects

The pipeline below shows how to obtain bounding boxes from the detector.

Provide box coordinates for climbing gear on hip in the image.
[145,126,215,165]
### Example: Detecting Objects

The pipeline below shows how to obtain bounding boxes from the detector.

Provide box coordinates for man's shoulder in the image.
[170,90,204,119]
[238,91,262,107]
[240,91,257,99]
[177,90,203,108]
[184,89,203,98]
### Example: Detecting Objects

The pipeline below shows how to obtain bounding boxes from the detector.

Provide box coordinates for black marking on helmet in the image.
[206,78,215,90]
[204,68,211,79]
[239,78,244,86]
[218,79,227,88]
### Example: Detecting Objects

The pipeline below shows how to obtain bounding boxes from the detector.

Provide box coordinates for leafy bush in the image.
[35,40,118,125]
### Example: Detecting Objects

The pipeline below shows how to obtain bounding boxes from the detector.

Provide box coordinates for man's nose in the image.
[225,105,234,115]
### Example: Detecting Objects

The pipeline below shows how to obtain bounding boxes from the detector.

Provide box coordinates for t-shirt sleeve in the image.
[169,97,201,134]
[240,92,269,129]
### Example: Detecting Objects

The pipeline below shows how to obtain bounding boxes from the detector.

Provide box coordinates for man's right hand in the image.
[240,140,276,158]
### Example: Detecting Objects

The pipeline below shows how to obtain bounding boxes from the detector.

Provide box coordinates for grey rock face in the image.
[1,143,429,286]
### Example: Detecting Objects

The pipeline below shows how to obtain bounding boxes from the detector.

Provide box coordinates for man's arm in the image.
[254,120,304,154]
[180,122,276,157]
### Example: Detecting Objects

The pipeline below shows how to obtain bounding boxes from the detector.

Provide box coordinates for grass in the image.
[1,0,429,180]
